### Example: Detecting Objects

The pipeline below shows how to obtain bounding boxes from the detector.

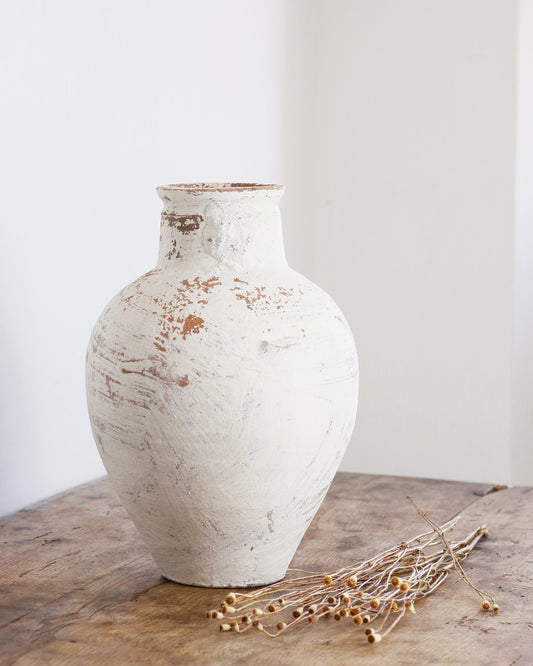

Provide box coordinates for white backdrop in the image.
[1,0,531,516]
[288,0,518,486]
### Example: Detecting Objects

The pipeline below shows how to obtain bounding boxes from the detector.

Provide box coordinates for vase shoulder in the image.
[89,264,357,383]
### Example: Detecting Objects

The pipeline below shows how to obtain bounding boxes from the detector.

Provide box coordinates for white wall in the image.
[0,0,286,516]
[1,1,531,516]
[287,0,521,485]
[512,0,533,485]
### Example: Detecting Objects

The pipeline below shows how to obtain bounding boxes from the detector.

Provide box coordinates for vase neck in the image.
[156,183,287,270]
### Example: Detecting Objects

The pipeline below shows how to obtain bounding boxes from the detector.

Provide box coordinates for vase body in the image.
[86,183,358,587]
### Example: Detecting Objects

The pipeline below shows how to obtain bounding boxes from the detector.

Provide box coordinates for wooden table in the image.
[1,473,531,665]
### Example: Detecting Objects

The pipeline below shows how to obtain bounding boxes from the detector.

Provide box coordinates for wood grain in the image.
[1,473,531,665]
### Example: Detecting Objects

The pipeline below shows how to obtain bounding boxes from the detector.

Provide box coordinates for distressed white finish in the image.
[86,184,358,587]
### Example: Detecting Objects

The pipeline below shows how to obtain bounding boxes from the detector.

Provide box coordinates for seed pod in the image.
[323,575,333,585]
[276,621,287,631]
[225,592,237,605]
[368,632,382,644]
[353,615,363,626]
[347,575,357,588]
[219,624,231,631]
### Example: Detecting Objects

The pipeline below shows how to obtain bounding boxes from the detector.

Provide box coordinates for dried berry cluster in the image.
[207,498,497,645]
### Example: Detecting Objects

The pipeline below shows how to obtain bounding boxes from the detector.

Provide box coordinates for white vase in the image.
[86,183,358,587]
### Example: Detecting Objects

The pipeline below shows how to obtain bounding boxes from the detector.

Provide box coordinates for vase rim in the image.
[157,182,284,194]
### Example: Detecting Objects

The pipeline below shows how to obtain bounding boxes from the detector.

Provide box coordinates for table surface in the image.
[1,472,531,665]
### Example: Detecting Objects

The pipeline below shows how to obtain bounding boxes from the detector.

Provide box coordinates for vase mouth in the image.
[157,182,284,194]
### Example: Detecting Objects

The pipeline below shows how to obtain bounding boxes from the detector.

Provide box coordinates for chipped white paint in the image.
[86,183,358,587]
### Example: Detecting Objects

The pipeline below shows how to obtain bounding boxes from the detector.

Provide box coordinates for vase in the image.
[86,183,358,587]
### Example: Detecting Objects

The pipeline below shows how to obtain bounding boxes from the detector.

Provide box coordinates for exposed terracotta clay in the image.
[86,183,358,587]
[181,314,204,339]
[161,212,202,234]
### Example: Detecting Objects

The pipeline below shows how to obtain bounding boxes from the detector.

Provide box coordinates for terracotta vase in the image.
[86,183,358,587]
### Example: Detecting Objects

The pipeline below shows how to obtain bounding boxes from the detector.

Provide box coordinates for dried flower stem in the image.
[208,498,497,644]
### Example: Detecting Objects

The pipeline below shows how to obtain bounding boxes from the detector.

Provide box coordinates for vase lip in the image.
[157,182,284,194]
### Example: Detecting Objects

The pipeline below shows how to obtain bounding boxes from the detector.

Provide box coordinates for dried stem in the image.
[208,498,497,644]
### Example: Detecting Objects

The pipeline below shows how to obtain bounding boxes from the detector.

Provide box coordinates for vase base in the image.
[159,570,286,589]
